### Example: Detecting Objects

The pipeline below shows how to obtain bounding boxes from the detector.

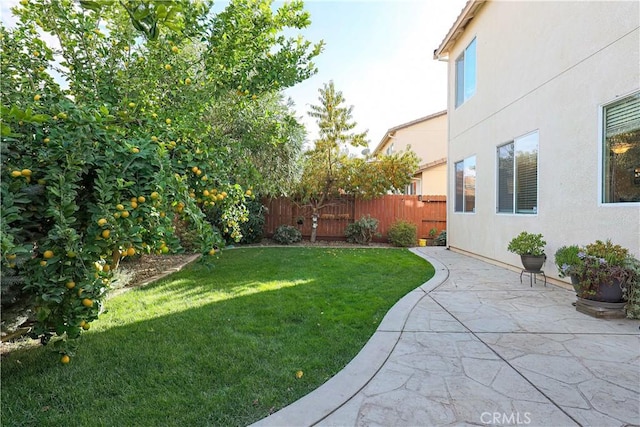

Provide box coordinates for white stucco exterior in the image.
[435,1,640,280]
[372,111,447,196]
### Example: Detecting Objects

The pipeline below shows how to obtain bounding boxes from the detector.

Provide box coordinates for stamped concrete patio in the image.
[253,247,640,427]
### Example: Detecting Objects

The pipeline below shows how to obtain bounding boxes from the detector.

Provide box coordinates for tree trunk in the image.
[310,209,319,243]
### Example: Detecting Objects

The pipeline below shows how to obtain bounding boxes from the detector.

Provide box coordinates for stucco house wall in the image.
[436,0,640,280]
[373,111,447,196]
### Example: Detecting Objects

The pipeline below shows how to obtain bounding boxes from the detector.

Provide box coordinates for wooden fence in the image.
[262,195,446,242]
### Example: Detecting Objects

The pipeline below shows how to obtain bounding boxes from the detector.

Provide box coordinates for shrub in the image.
[387,220,417,247]
[345,215,379,245]
[434,230,447,246]
[272,225,302,245]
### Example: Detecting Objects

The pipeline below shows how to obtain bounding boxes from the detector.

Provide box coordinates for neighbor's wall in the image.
[445,1,640,279]
[378,113,448,195]
[421,163,447,196]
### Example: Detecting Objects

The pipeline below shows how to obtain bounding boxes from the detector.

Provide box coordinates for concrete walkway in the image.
[252,247,640,427]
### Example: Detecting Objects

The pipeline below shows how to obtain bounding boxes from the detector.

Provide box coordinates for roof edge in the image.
[433,0,486,60]
[371,110,447,155]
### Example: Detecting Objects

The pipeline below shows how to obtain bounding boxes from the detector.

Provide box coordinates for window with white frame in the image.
[602,91,640,203]
[386,142,394,155]
[455,37,477,108]
[405,179,420,195]
[497,131,539,214]
[454,156,476,212]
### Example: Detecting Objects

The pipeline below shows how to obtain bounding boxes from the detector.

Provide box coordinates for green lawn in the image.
[1,247,433,427]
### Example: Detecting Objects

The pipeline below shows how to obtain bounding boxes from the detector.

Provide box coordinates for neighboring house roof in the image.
[433,0,486,60]
[416,157,447,173]
[371,110,447,155]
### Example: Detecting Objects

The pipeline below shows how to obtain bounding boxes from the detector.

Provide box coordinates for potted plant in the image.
[507,231,546,271]
[566,240,631,303]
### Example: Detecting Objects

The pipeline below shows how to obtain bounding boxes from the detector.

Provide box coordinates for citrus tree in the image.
[0,0,322,359]
[297,81,419,242]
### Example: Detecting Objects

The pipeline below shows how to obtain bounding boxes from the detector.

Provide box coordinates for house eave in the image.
[433,0,487,61]
[371,110,447,155]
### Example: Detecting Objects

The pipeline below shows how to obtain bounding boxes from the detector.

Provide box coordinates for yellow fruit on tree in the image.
[97,218,107,226]
[185,78,192,85]
[126,247,136,257]
[101,229,110,239]
[7,254,17,260]
[121,210,130,218]
[61,355,70,364]
[43,250,54,259]
[34,94,41,101]
[151,136,158,142]
[164,64,171,71]
[66,281,76,289]
[116,204,125,211]
[137,196,145,203]
[128,102,135,108]
[21,169,32,177]
[161,246,169,254]
[131,201,138,209]
[103,264,110,272]
[208,249,216,256]
[40,260,47,267]
[191,166,199,173]
[82,298,93,308]
[79,320,86,328]
[150,191,159,200]
[165,118,171,125]
[82,322,90,330]
[114,212,121,219]
[132,147,140,154]
[67,251,76,258]
[11,170,21,178]
[43,137,50,143]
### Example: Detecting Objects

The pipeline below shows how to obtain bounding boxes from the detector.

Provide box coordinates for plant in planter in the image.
[566,240,632,303]
[622,255,640,319]
[507,231,546,271]
[554,245,582,284]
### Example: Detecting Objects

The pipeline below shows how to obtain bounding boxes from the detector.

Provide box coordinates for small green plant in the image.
[554,245,582,277]
[345,215,379,245]
[428,227,438,238]
[623,255,640,319]
[387,220,417,247]
[434,230,447,247]
[585,239,628,266]
[272,225,302,245]
[507,232,546,256]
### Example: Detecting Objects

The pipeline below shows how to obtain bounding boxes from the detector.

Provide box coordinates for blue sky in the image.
[283,0,467,150]
[0,0,467,151]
